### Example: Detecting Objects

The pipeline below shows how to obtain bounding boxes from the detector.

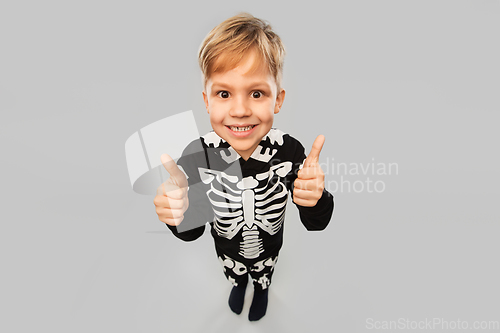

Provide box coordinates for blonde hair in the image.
[198,13,286,91]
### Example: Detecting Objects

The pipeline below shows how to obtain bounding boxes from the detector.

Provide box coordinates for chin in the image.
[226,140,248,150]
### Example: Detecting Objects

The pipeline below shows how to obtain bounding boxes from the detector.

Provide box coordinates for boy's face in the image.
[202,49,285,161]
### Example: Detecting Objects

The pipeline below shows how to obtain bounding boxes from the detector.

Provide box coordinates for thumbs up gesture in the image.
[293,135,326,207]
[153,154,189,226]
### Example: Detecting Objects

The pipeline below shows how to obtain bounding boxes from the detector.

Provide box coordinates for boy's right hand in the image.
[154,154,189,226]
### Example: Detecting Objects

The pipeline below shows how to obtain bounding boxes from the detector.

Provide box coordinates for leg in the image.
[216,251,249,314]
[247,253,279,321]
[217,252,249,287]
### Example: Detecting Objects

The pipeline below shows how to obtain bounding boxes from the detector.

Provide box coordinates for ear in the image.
[274,88,285,114]
[202,91,209,113]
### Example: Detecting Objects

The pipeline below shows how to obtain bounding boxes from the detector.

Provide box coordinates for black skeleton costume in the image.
[167,128,334,291]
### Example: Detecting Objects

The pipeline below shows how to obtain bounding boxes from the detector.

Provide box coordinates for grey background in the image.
[1,0,499,332]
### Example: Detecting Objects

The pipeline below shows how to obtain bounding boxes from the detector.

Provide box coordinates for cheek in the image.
[209,110,225,126]
[260,106,275,122]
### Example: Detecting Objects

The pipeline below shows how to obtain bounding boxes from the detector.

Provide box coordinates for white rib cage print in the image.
[199,161,293,259]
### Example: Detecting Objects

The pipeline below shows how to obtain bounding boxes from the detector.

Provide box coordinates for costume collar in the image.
[201,128,286,164]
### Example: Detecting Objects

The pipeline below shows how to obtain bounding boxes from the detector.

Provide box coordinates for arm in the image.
[166,222,206,242]
[157,139,214,242]
[293,188,334,231]
[290,136,334,231]
[166,179,213,242]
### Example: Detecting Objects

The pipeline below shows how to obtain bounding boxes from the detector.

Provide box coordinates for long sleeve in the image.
[289,139,334,231]
[166,222,205,242]
[165,139,214,242]
[294,189,334,231]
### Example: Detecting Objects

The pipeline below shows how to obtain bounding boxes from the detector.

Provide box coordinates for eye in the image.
[217,91,230,99]
[252,91,263,98]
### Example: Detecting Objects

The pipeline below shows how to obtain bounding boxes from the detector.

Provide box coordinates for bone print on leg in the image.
[251,255,279,273]
[255,273,271,290]
[218,254,247,276]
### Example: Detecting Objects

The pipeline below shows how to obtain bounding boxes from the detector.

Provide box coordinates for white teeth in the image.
[229,125,254,132]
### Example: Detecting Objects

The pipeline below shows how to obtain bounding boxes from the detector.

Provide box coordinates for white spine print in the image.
[239,183,264,259]
[239,225,263,259]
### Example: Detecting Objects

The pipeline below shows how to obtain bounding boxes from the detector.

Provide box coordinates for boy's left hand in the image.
[293,135,326,207]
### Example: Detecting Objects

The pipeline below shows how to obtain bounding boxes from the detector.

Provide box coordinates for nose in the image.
[228,95,252,118]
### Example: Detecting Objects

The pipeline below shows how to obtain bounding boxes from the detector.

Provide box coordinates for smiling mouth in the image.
[226,125,257,132]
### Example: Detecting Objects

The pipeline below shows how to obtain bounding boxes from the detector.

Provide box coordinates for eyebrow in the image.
[210,81,272,90]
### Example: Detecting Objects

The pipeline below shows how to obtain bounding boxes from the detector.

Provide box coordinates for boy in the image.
[153,13,334,321]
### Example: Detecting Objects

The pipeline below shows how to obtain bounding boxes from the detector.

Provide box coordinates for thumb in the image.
[303,135,325,167]
[161,153,188,188]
